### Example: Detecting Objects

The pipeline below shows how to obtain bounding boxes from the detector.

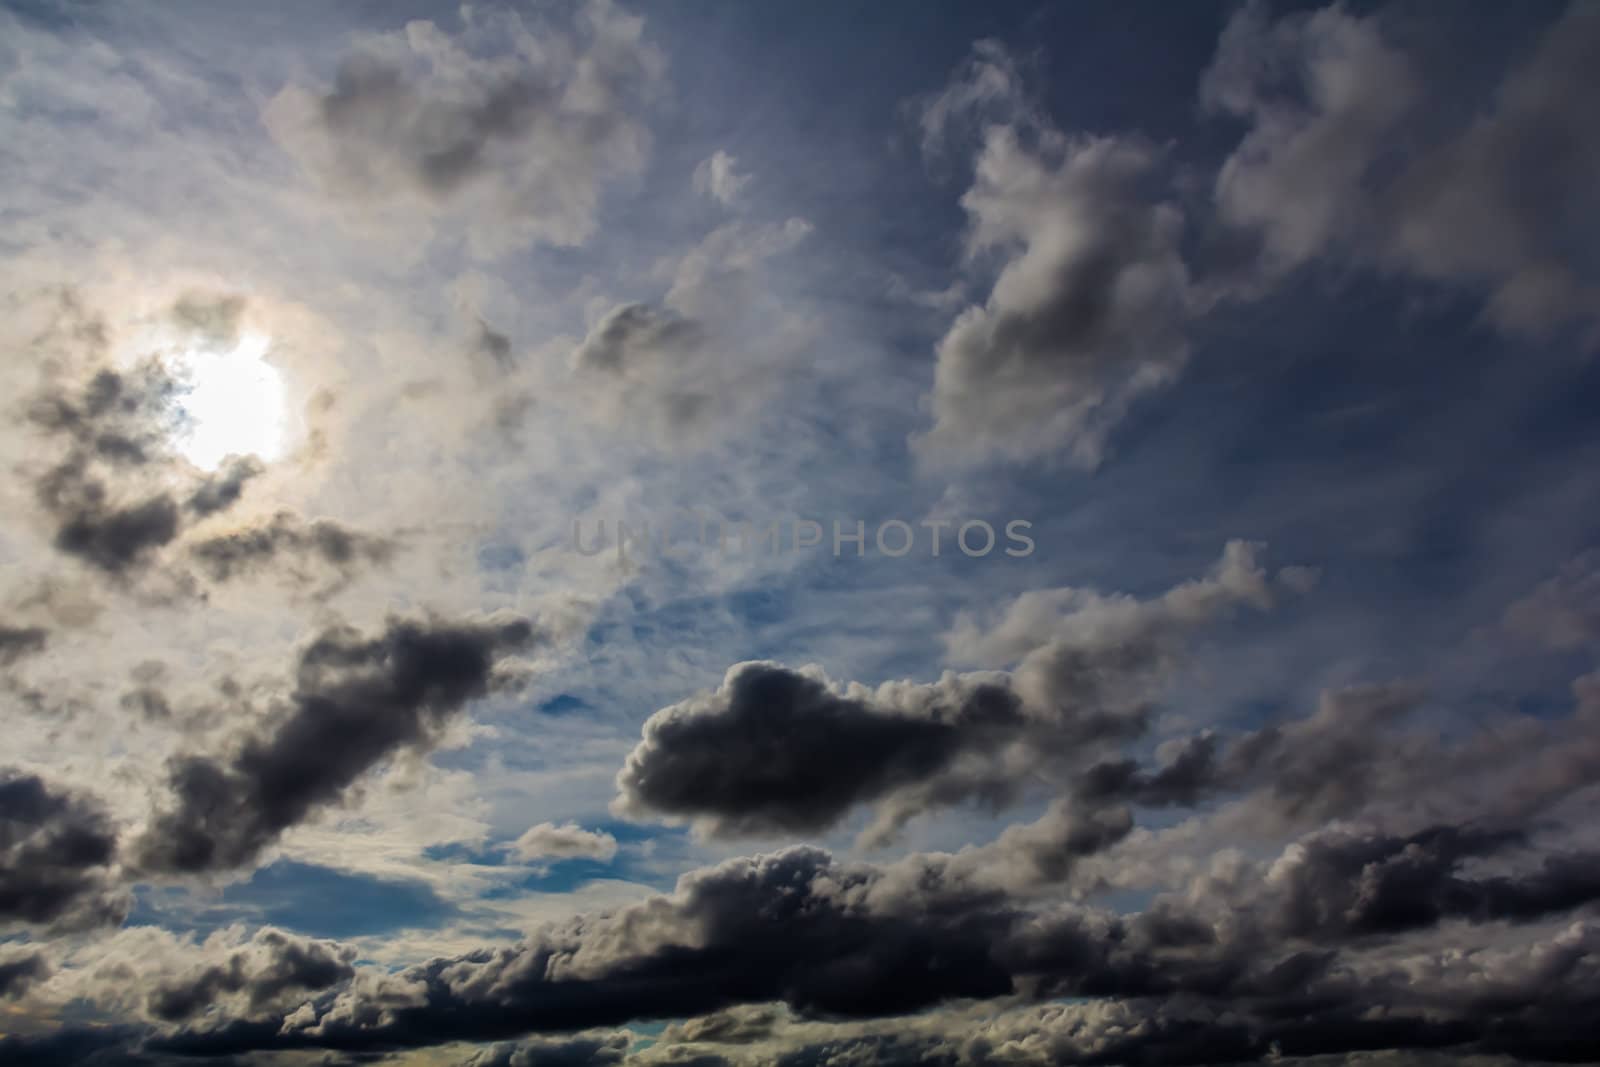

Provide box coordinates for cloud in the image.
[569,303,713,435]
[186,510,396,592]
[16,292,287,581]
[1502,550,1600,650]
[27,364,185,576]
[915,126,1190,467]
[133,614,539,874]
[693,151,751,207]
[264,0,664,258]
[144,927,356,1023]
[185,456,264,519]
[463,1032,631,1067]
[616,542,1284,843]
[564,216,811,443]
[511,822,618,863]
[0,951,48,1001]
[0,624,48,666]
[132,832,1600,1062]
[1204,1,1600,339]
[0,770,126,929]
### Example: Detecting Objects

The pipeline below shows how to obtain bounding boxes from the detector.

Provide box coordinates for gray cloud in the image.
[187,510,395,591]
[913,42,1191,467]
[134,614,538,874]
[264,1,663,257]
[462,1033,631,1067]
[0,624,48,666]
[1204,1,1600,339]
[0,951,48,1001]
[918,129,1190,468]
[138,834,1600,1063]
[186,456,265,519]
[569,302,713,437]
[0,770,126,929]
[618,542,1283,843]
[145,928,356,1023]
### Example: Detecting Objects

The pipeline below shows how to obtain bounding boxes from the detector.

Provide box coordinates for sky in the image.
[2,1,1600,1064]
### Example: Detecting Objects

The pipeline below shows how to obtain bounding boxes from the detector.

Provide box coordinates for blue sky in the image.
[2,2,1600,1065]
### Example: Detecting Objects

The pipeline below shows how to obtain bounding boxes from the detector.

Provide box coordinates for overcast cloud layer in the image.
[3,2,1600,1065]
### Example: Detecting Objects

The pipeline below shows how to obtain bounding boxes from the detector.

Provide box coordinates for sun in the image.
[171,331,288,471]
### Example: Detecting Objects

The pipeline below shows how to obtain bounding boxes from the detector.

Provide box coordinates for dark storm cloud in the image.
[0,769,126,928]
[0,624,49,665]
[614,661,1022,838]
[618,543,1283,841]
[145,928,356,1022]
[137,831,1600,1063]
[187,510,395,588]
[1258,824,1600,939]
[151,847,1030,1055]
[0,951,48,999]
[134,614,538,873]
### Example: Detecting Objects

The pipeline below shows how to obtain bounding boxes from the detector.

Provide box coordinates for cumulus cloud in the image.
[264,0,664,258]
[918,132,1189,467]
[912,44,1191,467]
[133,614,539,874]
[144,927,356,1023]
[616,542,1285,843]
[114,830,1600,1062]
[511,822,618,863]
[1204,1,1600,338]
[0,770,126,929]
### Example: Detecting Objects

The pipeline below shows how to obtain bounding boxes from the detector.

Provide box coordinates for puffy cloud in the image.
[617,543,1284,842]
[917,129,1190,467]
[0,770,126,929]
[264,0,664,258]
[1204,1,1600,339]
[912,41,1191,467]
[614,661,1023,840]
[133,614,539,874]
[144,927,356,1023]
[511,822,618,863]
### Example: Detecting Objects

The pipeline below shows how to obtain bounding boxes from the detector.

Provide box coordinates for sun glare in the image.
[172,331,287,471]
